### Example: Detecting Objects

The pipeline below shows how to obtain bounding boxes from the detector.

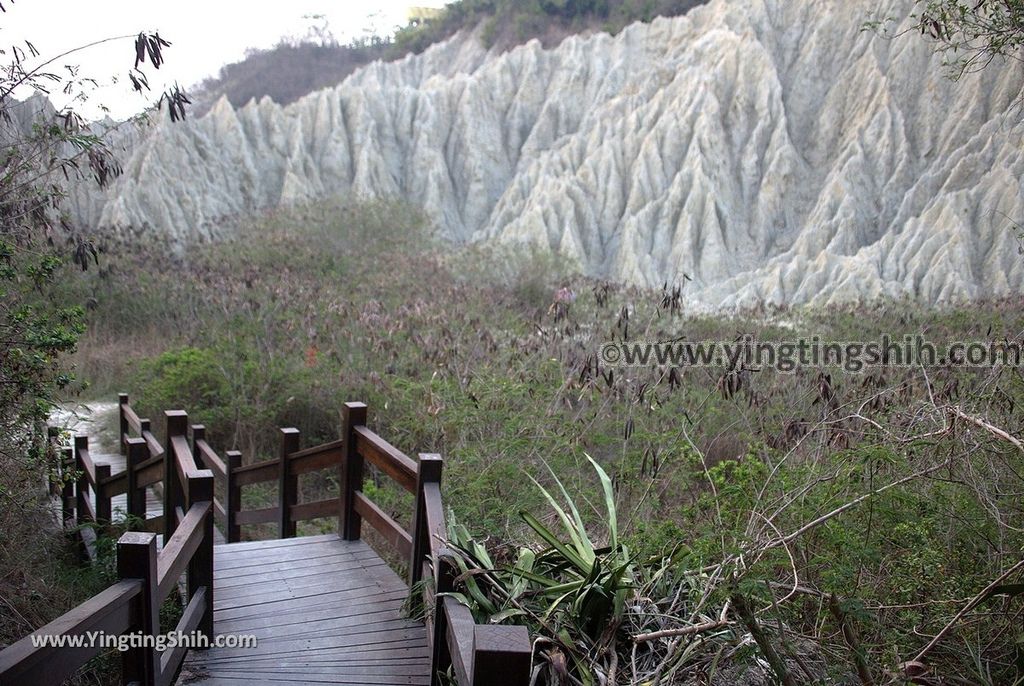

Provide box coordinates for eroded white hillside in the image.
[69,0,1024,306]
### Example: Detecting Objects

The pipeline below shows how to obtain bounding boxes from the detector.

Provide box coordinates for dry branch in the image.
[632,619,730,643]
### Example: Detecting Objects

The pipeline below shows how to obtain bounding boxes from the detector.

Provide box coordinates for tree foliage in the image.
[909,0,1024,77]
[0,18,189,656]
[0,26,183,472]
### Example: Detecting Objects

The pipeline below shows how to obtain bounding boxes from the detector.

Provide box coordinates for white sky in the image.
[2,1,446,119]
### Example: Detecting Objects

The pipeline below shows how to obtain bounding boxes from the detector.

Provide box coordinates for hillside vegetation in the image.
[59,197,1024,684]
[190,0,706,113]
[390,0,708,54]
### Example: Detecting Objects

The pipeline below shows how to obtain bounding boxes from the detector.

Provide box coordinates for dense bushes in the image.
[189,41,391,115]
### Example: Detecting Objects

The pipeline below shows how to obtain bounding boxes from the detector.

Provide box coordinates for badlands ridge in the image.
[70,0,1024,306]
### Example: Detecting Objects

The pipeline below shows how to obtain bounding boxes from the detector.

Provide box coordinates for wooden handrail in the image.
[354,426,418,493]
[164,411,188,544]
[126,437,148,521]
[6,400,221,685]
[232,458,278,484]
[437,590,532,686]
[422,482,446,562]
[288,438,344,460]
[79,494,97,523]
[99,471,128,498]
[142,430,164,460]
[171,435,198,494]
[122,403,144,435]
[77,439,96,486]
[235,506,277,525]
[136,455,164,489]
[195,439,227,479]
[290,443,343,475]
[213,498,227,524]
[157,500,210,599]
[279,428,300,538]
[225,450,241,542]
[159,586,207,685]
[291,498,341,521]
[0,580,142,686]
[353,492,413,559]
[14,395,533,686]
[444,597,477,685]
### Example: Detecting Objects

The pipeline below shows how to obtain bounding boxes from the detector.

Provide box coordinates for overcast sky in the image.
[3,1,445,119]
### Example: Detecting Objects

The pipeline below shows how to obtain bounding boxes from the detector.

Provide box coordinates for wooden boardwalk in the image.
[179,535,430,685]
[1,397,531,686]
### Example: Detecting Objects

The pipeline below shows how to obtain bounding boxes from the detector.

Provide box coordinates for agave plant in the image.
[444,454,637,684]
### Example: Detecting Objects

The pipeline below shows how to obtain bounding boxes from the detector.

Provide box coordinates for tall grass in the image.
[58,196,1024,683]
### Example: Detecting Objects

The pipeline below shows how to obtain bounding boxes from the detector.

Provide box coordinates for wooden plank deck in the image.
[177,534,430,685]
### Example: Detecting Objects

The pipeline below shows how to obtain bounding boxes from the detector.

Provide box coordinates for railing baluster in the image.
[340,402,367,540]
[126,437,147,524]
[164,411,188,543]
[191,424,206,468]
[226,450,241,543]
[75,435,90,527]
[117,531,158,686]
[410,453,443,589]
[431,556,457,685]
[279,428,300,539]
[118,393,129,455]
[47,426,60,497]
[96,461,111,524]
[187,469,215,641]
[61,446,74,527]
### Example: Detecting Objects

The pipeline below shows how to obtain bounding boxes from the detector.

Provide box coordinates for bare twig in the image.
[633,619,730,643]
[949,406,1024,453]
[912,556,1024,664]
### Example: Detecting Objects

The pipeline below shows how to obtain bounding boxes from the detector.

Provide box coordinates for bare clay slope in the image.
[71,0,1024,307]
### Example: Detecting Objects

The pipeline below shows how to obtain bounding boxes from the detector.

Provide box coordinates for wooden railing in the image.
[0,396,530,686]
[0,406,216,686]
[225,401,532,685]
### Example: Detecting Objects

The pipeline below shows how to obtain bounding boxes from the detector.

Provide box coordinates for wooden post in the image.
[340,402,367,541]
[191,424,206,468]
[278,428,300,539]
[187,469,215,641]
[164,411,188,543]
[118,393,129,454]
[74,435,90,526]
[118,531,158,686]
[61,446,74,527]
[126,437,148,524]
[410,453,443,588]
[472,625,533,686]
[226,450,242,543]
[95,462,112,524]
